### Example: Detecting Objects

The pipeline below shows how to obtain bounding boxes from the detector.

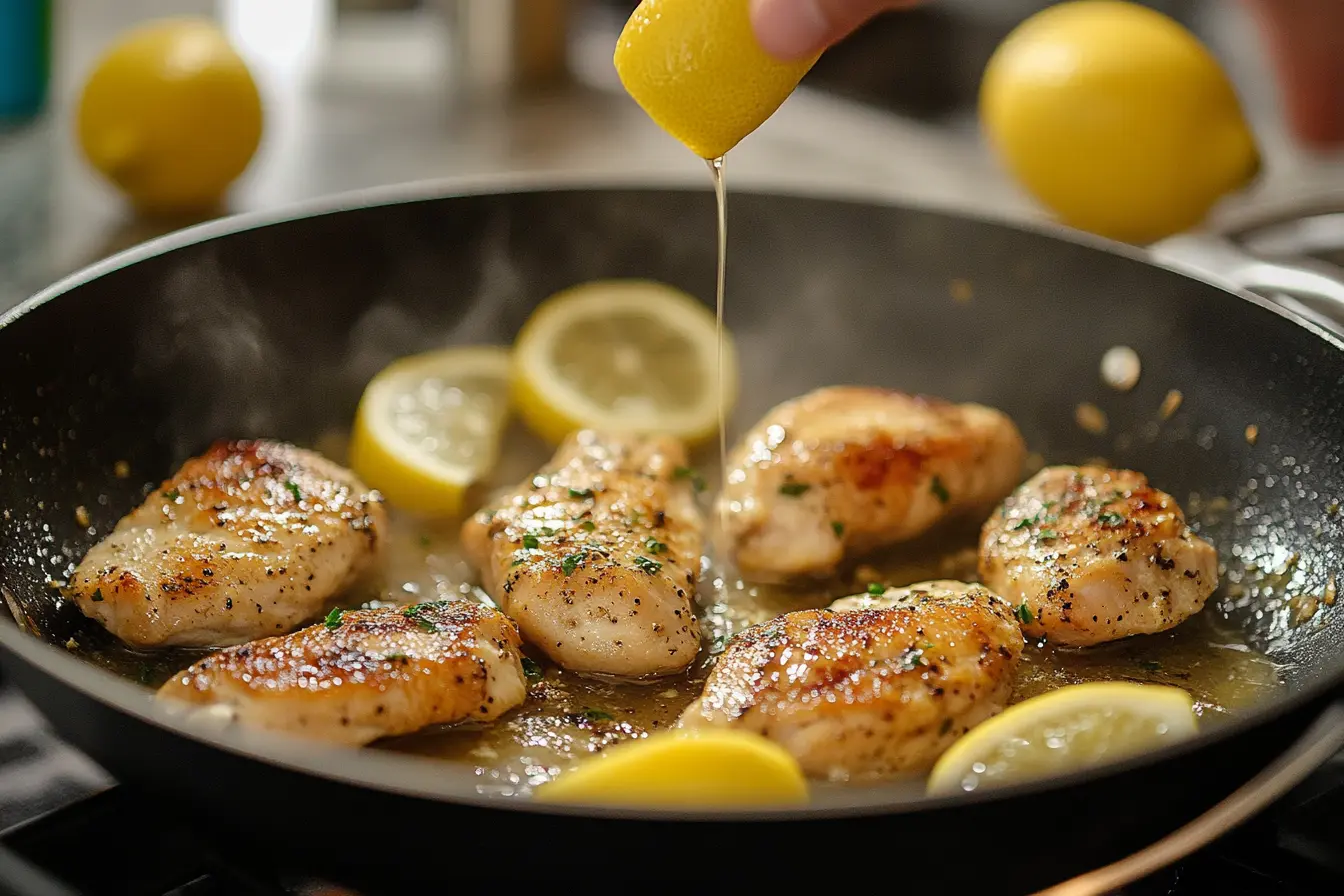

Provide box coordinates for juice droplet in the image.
[708,155,728,542]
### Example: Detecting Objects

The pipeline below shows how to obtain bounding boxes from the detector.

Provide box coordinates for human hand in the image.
[751,0,1344,149]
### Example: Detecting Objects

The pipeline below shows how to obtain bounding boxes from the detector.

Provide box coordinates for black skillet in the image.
[3,177,1344,893]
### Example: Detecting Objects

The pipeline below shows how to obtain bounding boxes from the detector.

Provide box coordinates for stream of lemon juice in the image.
[708,155,729,534]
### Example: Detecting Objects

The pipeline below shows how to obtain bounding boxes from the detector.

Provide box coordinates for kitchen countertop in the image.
[1,0,1343,312]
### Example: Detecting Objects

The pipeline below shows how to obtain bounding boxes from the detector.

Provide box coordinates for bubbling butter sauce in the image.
[322,424,1282,797]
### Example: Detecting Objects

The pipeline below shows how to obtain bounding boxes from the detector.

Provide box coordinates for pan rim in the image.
[1,172,1341,821]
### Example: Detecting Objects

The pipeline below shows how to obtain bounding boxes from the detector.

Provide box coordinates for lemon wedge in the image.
[535,730,809,808]
[614,0,820,159]
[979,0,1259,243]
[926,682,1199,796]
[511,279,737,447]
[348,346,512,518]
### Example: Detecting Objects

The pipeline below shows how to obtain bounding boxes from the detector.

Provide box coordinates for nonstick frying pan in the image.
[3,177,1344,893]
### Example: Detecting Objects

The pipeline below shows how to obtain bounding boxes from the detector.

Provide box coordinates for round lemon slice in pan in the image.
[511,279,737,447]
[926,682,1199,796]
[348,345,512,517]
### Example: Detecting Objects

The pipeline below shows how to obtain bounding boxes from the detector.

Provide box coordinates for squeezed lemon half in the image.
[926,682,1199,796]
[536,729,809,808]
[613,0,820,159]
[348,345,512,518]
[511,279,737,447]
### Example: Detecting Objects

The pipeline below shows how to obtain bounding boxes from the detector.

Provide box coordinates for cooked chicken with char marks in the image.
[717,387,1026,582]
[679,580,1024,779]
[69,440,386,648]
[461,430,703,678]
[157,600,525,745]
[979,465,1218,646]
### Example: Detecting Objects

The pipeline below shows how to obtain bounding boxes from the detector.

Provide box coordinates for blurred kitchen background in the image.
[0,0,1342,314]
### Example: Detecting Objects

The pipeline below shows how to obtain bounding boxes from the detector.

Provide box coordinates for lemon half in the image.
[512,280,737,447]
[535,729,809,808]
[926,682,1199,796]
[614,0,820,159]
[348,346,512,518]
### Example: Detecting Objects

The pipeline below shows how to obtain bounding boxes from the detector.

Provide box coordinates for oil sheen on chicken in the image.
[979,465,1219,647]
[460,430,703,678]
[68,440,386,649]
[156,601,526,746]
[716,387,1026,581]
[679,580,1024,779]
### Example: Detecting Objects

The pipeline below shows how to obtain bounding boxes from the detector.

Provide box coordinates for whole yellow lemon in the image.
[980,0,1260,244]
[76,18,263,216]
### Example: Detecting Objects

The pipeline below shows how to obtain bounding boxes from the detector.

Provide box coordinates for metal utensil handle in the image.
[1037,700,1344,896]
[1150,232,1344,336]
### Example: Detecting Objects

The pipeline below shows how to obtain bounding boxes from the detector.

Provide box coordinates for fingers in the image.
[750,0,921,60]
[1239,0,1344,148]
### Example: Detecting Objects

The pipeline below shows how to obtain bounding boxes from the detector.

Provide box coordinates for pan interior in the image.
[2,186,1342,803]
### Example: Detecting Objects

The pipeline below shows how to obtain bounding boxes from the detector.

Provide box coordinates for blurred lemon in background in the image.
[76,18,263,216]
[979,0,1260,244]
[614,0,819,159]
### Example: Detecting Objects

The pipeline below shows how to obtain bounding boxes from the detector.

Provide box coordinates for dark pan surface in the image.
[2,181,1343,824]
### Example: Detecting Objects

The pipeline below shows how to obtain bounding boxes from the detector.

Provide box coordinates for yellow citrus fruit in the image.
[926,682,1199,796]
[979,0,1260,244]
[76,18,263,215]
[614,0,819,159]
[348,346,513,518]
[511,279,737,447]
[535,729,809,808]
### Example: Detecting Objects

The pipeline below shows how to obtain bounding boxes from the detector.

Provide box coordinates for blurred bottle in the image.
[0,0,51,121]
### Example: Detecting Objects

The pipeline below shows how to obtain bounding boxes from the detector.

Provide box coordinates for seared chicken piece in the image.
[461,430,703,677]
[157,601,526,746]
[979,465,1218,646]
[679,580,1024,779]
[717,387,1026,581]
[69,440,386,649]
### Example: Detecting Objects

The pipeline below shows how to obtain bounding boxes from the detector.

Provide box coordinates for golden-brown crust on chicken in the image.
[69,440,386,648]
[157,600,525,745]
[461,430,703,677]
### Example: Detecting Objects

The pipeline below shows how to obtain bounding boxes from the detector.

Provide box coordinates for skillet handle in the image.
[1149,232,1344,337]
[1037,700,1344,896]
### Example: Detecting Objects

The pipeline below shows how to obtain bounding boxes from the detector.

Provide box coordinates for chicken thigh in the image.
[69,440,386,648]
[717,387,1025,581]
[157,600,526,746]
[979,465,1218,646]
[679,580,1024,779]
[461,430,703,678]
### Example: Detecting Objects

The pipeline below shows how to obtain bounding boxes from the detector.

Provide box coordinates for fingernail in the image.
[751,0,830,60]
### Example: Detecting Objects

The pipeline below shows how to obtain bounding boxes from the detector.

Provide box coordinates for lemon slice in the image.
[614,0,820,159]
[535,729,808,808]
[348,346,512,518]
[512,279,737,447]
[926,682,1199,796]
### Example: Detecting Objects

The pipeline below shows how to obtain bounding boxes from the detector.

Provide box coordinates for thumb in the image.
[750,0,921,61]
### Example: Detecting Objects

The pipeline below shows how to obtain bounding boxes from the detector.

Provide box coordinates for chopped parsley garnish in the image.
[522,657,544,683]
[540,527,556,537]
[896,647,928,671]
[633,555,662,574]
[779,481,810,497]
[561,553,584,576]
[568,487,594,500]
[674,466,707,492]
[510,557,527,567]
[163,489,181,502]
[1097,511,1126,527]
[522,534,540,550]
[1038,529,1059,541]
[402,603,441,633]
[831,521,845,537]
[1138,660,1162,672]
[383,653,407,661]
[645,537,667,554]
[419,534,432,548]
[921,641,936,651]
[1015,603,1035,624]
[581,520,596,532]
[90,588,104,603]
[285,480,303,502]
[580,708,614,722]
[1009,515,1037,531]
[930,476,950,503]
[324,607,344,630]
[867,582,886,596]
